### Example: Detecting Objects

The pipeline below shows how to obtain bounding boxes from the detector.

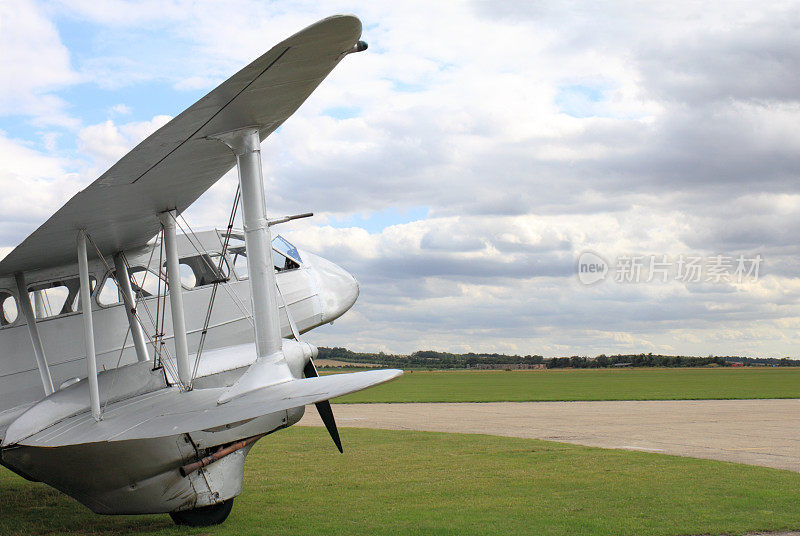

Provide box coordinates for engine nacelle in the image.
[282,339,318,379]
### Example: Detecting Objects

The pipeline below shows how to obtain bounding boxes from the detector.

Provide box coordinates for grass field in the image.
[332,367,800,403]
[1,427,799,536]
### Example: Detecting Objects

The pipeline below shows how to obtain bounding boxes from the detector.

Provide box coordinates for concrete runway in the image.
[299,399,800,472]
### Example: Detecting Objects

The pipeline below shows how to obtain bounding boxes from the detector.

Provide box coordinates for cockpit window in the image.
[222,232,301,280]
[271,235,301,273]
[272,249,299,272]
[29,277,96,318]
[0,292,18,326]
[272,235,302,265]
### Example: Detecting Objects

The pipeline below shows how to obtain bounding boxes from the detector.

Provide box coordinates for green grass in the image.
[331,367,800,403]
[1,427,799,536]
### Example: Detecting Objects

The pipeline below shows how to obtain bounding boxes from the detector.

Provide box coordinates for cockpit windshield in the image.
[272,235,302,265]
[218,231,302,280]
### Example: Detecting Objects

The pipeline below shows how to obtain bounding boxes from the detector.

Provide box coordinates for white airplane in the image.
[0,15,401,526]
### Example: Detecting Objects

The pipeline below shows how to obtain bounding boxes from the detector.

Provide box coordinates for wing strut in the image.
[113,253,151,363]
[159,210,192,389]
[214,127,282,358]
[212,127,292,404]
[77,231,102,421]
[14,273,54,396]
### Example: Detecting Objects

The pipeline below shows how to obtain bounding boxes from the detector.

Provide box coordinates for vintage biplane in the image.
[0,15,400,526]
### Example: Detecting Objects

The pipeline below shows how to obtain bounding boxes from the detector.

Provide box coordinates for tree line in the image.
[317,347,800,369]
[318,347,544,369]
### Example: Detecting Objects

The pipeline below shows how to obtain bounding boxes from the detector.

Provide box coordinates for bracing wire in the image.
[117,235,176,378]
[171,208,254,329]
[155,235,179,382]
[189,185,241,386]
[120,250,180,385]
[84,233,180,388]
[43,291,53,318]
[154,231,164,365]
[83,235,164,412]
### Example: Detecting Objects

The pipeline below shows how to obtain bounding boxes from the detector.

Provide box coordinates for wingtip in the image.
[375,368,404,383]
[303,14,363,40]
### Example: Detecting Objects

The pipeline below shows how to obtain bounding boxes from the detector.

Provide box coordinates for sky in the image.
[2,1,800,357]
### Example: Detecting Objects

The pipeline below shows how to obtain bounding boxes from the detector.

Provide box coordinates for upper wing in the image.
[0,15,363,276]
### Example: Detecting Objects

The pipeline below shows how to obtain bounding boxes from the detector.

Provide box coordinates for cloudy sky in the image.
[2,1,800,357]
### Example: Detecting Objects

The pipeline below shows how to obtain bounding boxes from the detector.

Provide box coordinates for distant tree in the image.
[316,347,796,369]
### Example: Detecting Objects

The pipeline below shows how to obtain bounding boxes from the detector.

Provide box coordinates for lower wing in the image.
[5,369,400,447]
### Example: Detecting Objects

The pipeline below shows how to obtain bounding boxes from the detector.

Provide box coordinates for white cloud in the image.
[0,0,80,124]
[109,103,132,115]
[77,115,172,168]
[3,1,800,357]
[0,132,84,243]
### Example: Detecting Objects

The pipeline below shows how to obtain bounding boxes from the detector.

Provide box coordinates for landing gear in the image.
[169,498,234,526]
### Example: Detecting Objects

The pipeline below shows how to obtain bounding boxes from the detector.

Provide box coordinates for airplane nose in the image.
[302,251,360,323]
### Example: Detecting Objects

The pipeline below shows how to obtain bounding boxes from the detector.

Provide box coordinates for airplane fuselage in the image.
[0,229,358,419]
[0,228,362,514]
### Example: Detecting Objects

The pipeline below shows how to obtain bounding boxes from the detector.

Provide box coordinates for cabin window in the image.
[129,267,167,298]
[230,246,248,280]
[97,273,122,306]
[166,254,229,290]
[222,233,248,281]
[29,277,96,318]
[179,263,196,288]
[0,291,18,326]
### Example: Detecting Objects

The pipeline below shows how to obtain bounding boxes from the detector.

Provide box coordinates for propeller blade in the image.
[315,399,343,453]
[303,360,343,453]
[303,360,318,378]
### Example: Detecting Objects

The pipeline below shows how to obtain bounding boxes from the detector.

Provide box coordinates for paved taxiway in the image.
[299,399,800,472]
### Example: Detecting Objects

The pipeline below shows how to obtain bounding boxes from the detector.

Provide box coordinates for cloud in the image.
[0,132,84,245]
[0,1,80,125]
[3,1,800,357]
[109,104,131,115]
[77,115,172,168]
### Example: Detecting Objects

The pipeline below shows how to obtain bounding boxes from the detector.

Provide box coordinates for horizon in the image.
[319,346,799,361]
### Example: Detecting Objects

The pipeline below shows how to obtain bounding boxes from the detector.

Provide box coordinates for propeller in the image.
[277,281,343,453]
[303,360,343,453]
